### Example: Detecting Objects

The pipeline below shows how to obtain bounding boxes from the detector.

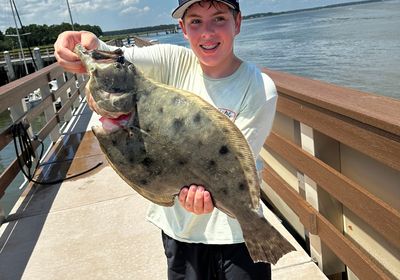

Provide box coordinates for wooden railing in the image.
[0,46,55,61]
[0,62,398,280]
[261,68,399,280]
[0,63,86,202]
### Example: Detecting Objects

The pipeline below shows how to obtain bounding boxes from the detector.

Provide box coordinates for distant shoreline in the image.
[104,0,386,35]
[242,0,386,20]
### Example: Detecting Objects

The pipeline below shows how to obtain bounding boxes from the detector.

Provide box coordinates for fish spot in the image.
[112,139,117,145]
[140,179,148,185]
[141,157,153,167]
[173,118,184,132]
[158,107,164,114]
[193,113,202,123]
[219,145,229,155]
[198,140,203,147]
[239,183,246,191]
[177,159,187,166]
[222,128,229,134]
[221,188,228,195]
[208,160,216,167]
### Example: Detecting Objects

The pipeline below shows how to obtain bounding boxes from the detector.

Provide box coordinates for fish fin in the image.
[106,154,175,207]
[214,201,236,218]
[237,209,296,264]
[132,185,175,206]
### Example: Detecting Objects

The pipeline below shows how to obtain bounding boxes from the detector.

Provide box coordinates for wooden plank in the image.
[0,137,42,199]
[277,94,400,171]
[0,63,62,113]
[37,116,59,143]
[53,78,76,100]
[57,88,79,119]
[262,162,392,280]
[25,96,54,123]
[0,159,21,199]
[0,96,54,151]
[262,68,400,136]
[262,162,318,235]
[0,126,14,151]
[266,132,400,249]
[316,215,392,280]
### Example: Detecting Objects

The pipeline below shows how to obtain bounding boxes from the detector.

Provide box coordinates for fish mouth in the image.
[97,113,132,134]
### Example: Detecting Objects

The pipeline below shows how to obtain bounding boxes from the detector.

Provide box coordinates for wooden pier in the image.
[0,43,399,279]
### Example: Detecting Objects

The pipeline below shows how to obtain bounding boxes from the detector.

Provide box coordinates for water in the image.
[152,0,400,99]
[1,1,399,217]
[0,110,51,217]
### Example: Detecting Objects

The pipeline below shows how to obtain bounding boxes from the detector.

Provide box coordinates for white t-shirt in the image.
[98,42,277,244]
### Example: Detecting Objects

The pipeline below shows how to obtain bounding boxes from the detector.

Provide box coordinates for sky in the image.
[0,0,362,33]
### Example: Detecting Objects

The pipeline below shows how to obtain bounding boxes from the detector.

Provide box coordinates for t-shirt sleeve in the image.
[97,40,192,85]
[235,73,277,159]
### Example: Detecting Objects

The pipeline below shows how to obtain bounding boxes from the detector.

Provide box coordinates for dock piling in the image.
[33,47,44,70]
[4,51,16,82]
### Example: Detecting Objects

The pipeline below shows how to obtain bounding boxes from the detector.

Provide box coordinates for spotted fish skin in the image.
[74,44,295,264]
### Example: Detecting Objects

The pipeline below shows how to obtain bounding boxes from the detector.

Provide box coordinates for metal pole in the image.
[9,0,29,75]
[66,0,75,31]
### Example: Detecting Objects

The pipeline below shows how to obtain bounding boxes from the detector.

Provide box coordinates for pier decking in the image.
[0,100,326,279]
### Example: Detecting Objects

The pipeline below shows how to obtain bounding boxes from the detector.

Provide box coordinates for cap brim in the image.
[172,0,236,19]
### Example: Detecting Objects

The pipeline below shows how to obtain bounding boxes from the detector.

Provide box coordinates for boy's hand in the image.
[54,31,99,73]
[179,185,214,215]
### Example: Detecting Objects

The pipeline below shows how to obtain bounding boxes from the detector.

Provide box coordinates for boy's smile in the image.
[180,1,242,78]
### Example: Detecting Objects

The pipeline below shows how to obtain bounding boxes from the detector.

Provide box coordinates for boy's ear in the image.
[179,19,189,40]
[235,12,242,35]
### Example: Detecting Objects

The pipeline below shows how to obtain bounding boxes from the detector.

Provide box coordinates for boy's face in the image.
[179,1,241,75]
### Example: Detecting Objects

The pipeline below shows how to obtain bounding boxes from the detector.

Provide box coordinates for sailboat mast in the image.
[9,0,29,75]
[66,0,75,31]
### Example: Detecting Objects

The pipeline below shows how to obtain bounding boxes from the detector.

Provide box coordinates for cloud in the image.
[122,0,140,5]
[120,5,150,15]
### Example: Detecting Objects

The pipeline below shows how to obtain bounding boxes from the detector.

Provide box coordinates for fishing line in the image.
[11,122,102,185]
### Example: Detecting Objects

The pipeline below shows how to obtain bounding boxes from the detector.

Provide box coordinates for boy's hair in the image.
[181,0,240,22]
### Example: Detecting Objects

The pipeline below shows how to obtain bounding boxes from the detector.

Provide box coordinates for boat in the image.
[24,89,42,108]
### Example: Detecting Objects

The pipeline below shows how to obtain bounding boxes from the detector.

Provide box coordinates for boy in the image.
[54,0,277,279]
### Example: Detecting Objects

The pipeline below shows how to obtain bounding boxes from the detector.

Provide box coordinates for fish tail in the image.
[237,209,296,264]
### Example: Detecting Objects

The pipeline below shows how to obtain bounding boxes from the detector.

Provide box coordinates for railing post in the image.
[41,84,61,143]
[0,204,4,225]
[8,98,32,187]
[33,47,44,70]
[55,73,66,113]
[62,72,74,122]
[76,74,86,100]
[4,51,16,82]
[73,74,85,108]
[299,123,345,277]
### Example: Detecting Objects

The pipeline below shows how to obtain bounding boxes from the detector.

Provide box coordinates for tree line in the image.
[103,24,179,36]
[0,23,102,51]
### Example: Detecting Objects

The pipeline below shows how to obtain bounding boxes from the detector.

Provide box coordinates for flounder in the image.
[74,44,295,264]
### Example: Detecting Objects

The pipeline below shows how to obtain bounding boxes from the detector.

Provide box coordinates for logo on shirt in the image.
[218,108,237,122]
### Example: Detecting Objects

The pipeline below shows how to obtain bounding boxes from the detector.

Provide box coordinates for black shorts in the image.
[161,231,271,280]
